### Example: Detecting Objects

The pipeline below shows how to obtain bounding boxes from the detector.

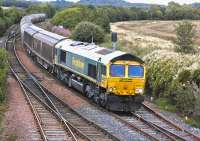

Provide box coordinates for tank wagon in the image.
[20,14,146,112]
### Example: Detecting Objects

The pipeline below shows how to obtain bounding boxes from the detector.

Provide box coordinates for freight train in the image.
[20,14,146,112]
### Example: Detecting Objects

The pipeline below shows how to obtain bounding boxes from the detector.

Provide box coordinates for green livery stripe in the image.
[57,63,97,83]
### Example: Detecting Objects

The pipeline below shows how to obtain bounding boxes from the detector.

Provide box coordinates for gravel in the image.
[3,76,42,141]
[75,105,150,141]
[161,110,200,137]
[144,101,200,138]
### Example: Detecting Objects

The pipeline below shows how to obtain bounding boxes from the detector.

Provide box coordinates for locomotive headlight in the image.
[108,87,116,92]
[135,88,143,94]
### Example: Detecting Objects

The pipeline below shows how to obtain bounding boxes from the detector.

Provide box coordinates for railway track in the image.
[6,26,119,141]
[7,26,81,141]
[113,103,200,141]
[137,104,200,141]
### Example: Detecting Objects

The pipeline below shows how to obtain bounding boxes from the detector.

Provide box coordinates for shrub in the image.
[0,49,8,102]
[51,6,110,32]
[192,69,200,86]
[73,21,105,43]
[175,21,196,54]
[176,85,195,116]
[177,69,191,83]
[194,95,200,117]
[0,17,6,36]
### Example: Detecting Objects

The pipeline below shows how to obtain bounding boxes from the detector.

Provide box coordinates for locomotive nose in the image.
[107,78,145,95]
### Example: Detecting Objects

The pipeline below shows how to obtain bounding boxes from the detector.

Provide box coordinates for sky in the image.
[40,0,200,5]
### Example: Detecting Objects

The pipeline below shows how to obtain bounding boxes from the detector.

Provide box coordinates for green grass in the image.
[154,98,177,112]
[154,98,200,128]
[184,116,200,128]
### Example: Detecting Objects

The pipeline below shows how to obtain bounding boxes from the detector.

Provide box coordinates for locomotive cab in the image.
[100,54,146,112]
[107,60,145,96]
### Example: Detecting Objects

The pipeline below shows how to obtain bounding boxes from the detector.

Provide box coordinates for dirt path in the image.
[2,76,41,141]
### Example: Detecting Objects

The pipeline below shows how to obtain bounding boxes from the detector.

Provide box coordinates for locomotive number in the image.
[72,57,84,69]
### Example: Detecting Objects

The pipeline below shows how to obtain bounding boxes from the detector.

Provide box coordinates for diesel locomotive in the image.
[20,14,146,112]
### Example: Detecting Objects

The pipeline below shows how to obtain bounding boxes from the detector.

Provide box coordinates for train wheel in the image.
[99,93,107,107]
[85,85,93,98]
[68,76,72,87]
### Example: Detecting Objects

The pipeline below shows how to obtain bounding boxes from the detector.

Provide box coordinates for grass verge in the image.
[154,98,200,128]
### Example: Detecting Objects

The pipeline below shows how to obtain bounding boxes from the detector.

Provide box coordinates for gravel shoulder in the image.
[2,76,41,141]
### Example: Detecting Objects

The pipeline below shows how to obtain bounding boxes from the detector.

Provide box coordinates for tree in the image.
[26,3,55,18]
[73,21,105,43]
[0,7,3,17]
[175,21,196,53]
[149,6,164,20]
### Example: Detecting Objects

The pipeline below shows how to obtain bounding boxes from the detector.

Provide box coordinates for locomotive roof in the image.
[55,40,144,65]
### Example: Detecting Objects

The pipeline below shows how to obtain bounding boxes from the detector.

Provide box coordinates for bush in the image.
[192,69,200,86]
[51,6,110,32]
[73,21,105,43]
[0,17,6,36]
[175,21,196,54]
[0,7,24,37]
[176,85,195,116]
[0,49,8,102]
[194,95,200,117]
[177,69,191,83]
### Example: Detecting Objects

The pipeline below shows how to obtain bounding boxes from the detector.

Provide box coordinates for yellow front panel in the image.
[103,60,146,96]
[107,78,145,95]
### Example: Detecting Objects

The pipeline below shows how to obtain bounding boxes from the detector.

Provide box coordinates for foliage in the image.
[0,49,8,102]
[73,21,104,43]
[194,95,200,117]
[175,21,196,54]
[144,50,200,126]
[0,0,73,9]
[176,85,195,116]
[26,3,56,18]
[51,6,110,32]
[0,7,24,37]
[154,98,176,112]
[51,7,83,29]
[177,69,191,83]
[192,69,200,86]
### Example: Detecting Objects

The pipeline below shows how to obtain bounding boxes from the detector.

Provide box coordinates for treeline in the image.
[104,2,200,22]
[0,0,73,9]
[51,2,200,32]
[0,7,23,36]
[0,0,31,8]
[26,4,56,18]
